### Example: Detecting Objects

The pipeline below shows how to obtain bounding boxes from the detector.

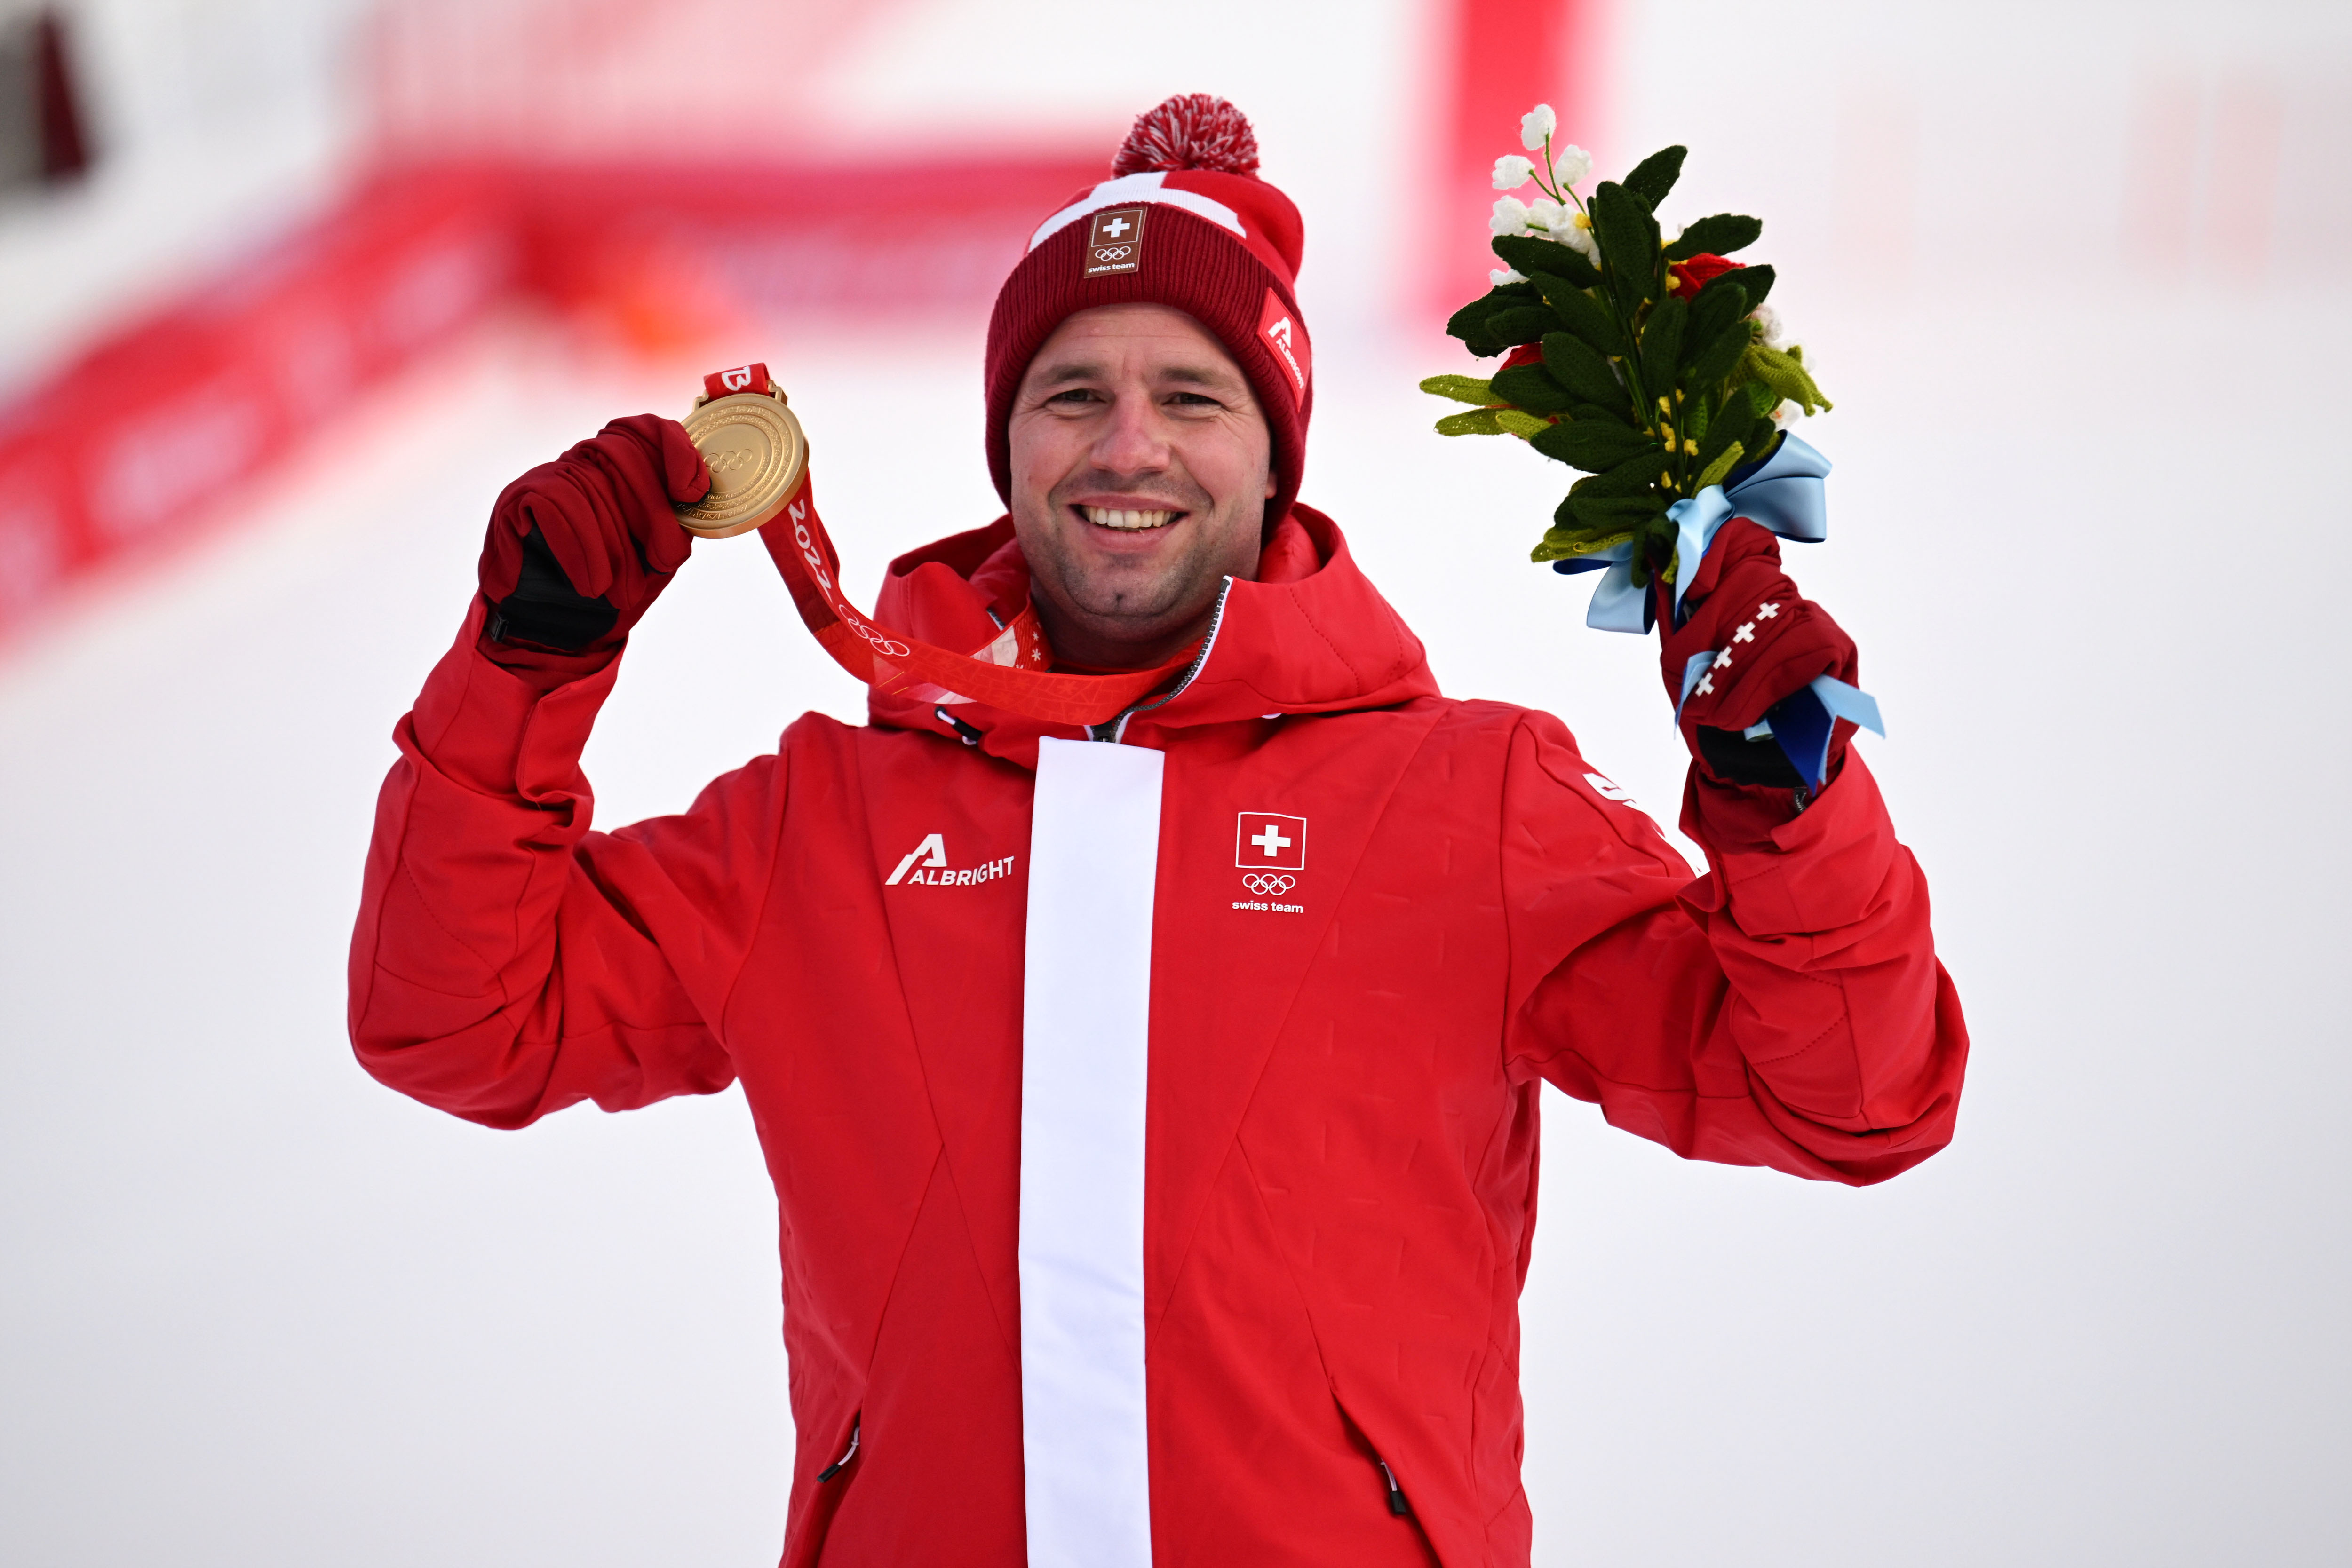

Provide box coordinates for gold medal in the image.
[674,381,808,538]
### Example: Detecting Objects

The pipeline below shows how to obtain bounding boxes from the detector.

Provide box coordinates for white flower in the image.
[1771,398,1804,423]
[1552,143,1592,189]
[1563,214,1601,264]
[1489,195,1531,236]
[1491,154,1535,191]
[1526,196,1566,230]
[1749,305,1786,349]
[1491,267,1529,286]
[1520,103,1557,152]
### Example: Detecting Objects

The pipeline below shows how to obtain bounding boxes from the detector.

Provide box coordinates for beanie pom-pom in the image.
[1112,94,1261,177]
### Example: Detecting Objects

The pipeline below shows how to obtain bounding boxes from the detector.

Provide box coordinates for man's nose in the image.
[1087,394,1171,477]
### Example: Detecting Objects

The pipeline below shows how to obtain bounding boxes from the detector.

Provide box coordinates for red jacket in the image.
[350,507,1966,1567]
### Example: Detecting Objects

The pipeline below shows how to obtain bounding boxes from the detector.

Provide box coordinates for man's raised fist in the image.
[480,414,711,653]
[1658,518,1860,791]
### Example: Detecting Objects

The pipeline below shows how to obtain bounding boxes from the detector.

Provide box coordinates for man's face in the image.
[1008,303,1275,670]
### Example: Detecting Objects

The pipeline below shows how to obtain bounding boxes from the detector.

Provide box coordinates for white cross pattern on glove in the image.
[1756,602,1780,619]
[1713,648,1735,670]
[1732,622,1756,643]
[1695,673,1715,696]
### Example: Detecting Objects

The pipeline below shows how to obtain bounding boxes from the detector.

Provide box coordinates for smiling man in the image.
[1009,303,1275,669]
[350,96,1968,1567]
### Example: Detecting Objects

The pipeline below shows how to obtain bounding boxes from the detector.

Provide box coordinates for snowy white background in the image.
[3,1,2348,1564]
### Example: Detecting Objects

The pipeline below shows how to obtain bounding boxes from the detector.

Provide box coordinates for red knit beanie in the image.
[984,95,1312,530]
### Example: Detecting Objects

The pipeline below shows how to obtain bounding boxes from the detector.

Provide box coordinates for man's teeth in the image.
[1083,506,1176,531]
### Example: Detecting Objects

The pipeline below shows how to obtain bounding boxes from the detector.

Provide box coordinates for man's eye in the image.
[1048,388,1103,405]
[1167,392,1220,407]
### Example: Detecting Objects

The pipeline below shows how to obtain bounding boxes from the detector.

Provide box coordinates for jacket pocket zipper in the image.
[1377,1457,1409,1517]
[818,1419,860,1481]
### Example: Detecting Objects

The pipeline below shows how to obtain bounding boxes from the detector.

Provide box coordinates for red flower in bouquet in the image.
[1668,252,1743,298]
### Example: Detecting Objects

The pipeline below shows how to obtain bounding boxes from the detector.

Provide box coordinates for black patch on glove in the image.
[488,524,619,651]
[1695,724,1806,788]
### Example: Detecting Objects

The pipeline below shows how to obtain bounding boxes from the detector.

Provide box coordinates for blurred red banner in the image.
[0,153,1099,649]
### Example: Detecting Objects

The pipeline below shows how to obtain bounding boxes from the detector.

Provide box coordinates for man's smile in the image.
[1078,504,1181,531]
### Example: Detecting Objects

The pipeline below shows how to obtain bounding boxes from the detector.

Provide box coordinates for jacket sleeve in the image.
[1500,712,1967,1184]
[347,602,780,1129]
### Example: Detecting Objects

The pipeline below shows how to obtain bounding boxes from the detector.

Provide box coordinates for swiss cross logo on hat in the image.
[1257,289,1310,406]
[1234,811,1306,871]
[1084,208,1147,277]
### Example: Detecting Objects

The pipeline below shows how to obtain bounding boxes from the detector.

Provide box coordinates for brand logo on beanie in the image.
[1257,289,1311,405]
[1084,207,1147,277]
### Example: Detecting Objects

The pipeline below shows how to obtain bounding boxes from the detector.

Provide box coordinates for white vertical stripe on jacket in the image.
[1018,736,1163,1565]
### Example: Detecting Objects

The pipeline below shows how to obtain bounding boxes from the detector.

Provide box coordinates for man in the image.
[351,95,1967,1566]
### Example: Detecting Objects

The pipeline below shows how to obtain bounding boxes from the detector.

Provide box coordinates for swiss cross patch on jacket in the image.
[350,507,1966,1567]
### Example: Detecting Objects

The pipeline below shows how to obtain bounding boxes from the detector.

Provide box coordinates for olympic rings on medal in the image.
[1242,874,1295,896]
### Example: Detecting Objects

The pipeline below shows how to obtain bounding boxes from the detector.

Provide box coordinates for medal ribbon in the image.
[755,473,1192,727]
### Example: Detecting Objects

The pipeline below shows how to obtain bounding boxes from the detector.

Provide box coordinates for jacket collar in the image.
[866,507,1438,768]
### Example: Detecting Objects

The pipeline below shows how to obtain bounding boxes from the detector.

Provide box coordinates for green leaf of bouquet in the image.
[1568,494,1669,540]
[1433,408,1507,436]
[1539,331,1628,411]
[1740,344,1835,413]
[1635,513,1681,586]
[1591,182,1662,316]
[1693,395,1744,472]
[1728,261,1775,311]
[1684,319,1752,391]
[1639,294,1688,400]
[1486,306,1559,347]
[1531,418,1658,473]
[1444,283,1538,346]
[1622,146,1688,209]
[1491,362,1576,416]
[1494,409,1552,438]
[1532,523,1637,564]
[1566,401,1641,432]
[1532,277,1626,358]
[1418,374,1497,405]
[1665,213,1762,261]
[1682,279,1749,360]
[1692,440,1745,492]
[1572,447,1675,498]
[1685,394,1711,444]
[1491,234,1598,288]
[1445,295,1503,344]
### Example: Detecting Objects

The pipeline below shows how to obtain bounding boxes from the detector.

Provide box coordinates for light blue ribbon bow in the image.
[1553,431,1834,633]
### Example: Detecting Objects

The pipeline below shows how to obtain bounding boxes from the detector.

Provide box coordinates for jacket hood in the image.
[866,507,1438,767]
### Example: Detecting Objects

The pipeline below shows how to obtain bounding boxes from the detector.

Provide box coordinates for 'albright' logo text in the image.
[886,833,1017,888]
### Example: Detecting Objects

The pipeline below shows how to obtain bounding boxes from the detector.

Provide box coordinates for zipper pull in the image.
[1378,1458,1409,1517]
[818,1420,860,1481]
[934,706,984,747]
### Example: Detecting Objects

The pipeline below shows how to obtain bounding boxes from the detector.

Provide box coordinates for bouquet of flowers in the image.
[1423,106,1831,600]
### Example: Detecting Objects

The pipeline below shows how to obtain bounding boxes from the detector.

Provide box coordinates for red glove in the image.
[480,414,710,653]
[1658,518,1858,790]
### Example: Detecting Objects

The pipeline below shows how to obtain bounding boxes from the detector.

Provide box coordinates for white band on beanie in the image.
[1027,170,1247,252]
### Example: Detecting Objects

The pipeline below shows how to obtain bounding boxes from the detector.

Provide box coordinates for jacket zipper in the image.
[1091,577,1235,744]
[817,1420,860,1481]
[1378,1457,1409,1517]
